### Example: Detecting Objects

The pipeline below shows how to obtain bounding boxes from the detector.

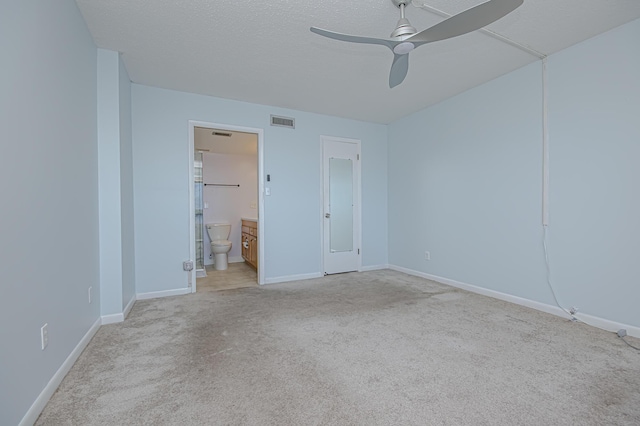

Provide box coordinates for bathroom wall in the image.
[202,152,258,264]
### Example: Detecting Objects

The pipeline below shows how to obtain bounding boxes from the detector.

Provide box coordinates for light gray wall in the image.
[0,1,100,424]
[389,62,545,297]
[98,48,134,315]
[388,18,640,329]
[119,55,135,308]
[98,49,124,315]
[131,85,388,293]
[547,19,640,327]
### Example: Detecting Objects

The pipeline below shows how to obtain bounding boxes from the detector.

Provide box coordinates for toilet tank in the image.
[206,223,231,241]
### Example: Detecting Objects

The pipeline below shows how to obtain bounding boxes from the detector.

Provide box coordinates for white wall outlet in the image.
[204,202,209,209]
[425,251,431,261]
[183,260,194,271]
[88,286,92,304]
[41,323,48,350]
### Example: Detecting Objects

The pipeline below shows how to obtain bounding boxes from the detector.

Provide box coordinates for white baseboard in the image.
[263,272,323,285]
[572,311,640,338]
[136,287,191,300]
[101,313,124,325]
[123,295,136,319]
[389,265,640,339]
[101,295,136,325]
[360,264,389,272]
[19,318,102,426]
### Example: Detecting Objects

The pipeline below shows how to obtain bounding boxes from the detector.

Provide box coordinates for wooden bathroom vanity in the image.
[241,219,258,270]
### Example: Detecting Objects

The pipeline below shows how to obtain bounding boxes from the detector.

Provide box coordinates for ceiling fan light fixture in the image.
[393,41,415,54]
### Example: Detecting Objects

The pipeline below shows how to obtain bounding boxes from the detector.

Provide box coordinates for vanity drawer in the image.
[242,220,257,235]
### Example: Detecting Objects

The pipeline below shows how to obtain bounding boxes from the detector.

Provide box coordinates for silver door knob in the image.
[325,213,331,218]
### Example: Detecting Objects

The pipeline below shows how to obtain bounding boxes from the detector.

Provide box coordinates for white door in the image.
[322,136,361,275]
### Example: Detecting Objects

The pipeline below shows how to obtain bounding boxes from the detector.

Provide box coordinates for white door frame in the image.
[188,120,265,289]
[320,135,362,275]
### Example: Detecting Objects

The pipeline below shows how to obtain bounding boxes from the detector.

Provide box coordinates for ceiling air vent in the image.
[212,131,232,137]
[270,115,295,129]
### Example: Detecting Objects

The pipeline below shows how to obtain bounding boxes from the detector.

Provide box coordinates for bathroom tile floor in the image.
[196,262,258,292]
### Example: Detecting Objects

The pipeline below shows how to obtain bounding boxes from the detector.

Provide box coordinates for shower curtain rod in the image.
[204,183,240,187]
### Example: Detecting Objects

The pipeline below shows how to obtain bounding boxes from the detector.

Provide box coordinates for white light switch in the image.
[265,188,271,196]
[204,202,209,209]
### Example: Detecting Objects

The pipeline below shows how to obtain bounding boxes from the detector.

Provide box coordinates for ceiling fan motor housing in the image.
[391,18,417,39]
[390,0,417,39]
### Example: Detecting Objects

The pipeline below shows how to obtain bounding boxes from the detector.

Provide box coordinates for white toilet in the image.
[205,223,232,270]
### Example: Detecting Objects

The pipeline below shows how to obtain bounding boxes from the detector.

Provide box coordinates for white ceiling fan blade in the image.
[406,0,523,44]
[389,54,409,88]
[310,27,396,50]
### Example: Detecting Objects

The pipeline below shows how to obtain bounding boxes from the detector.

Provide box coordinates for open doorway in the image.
[188,121,265,291]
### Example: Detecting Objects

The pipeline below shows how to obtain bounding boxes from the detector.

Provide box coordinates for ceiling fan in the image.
[310,0,524,88]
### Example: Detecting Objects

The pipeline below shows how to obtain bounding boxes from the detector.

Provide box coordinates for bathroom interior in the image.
[194,126,259,290]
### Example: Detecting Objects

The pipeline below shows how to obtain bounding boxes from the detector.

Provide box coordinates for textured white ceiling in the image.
[76,0,640,124]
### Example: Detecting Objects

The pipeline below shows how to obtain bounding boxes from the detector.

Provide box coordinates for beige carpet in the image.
[37,270,640,425]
